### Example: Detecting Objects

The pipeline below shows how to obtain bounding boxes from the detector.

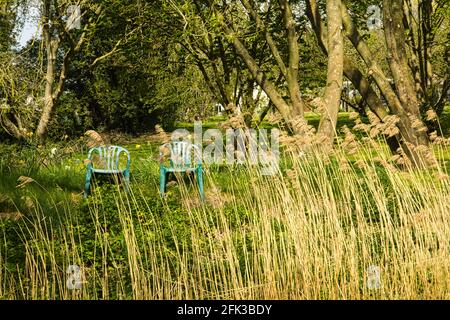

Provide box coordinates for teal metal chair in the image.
[160,141,204,200]
[84,145,131,198]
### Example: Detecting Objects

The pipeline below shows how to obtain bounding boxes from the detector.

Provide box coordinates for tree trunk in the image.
[318,0,344,145]
[280,0,304,117]
[383,0,422,116]
[36,39,58,140]
[34,1,93,141]
[241,0,304,118]
[305,0,402,153]
[305,0,387,121]
[217,15,299,133]
[340,2,431,164]
[36,1,53,140]
[240,0,287,76]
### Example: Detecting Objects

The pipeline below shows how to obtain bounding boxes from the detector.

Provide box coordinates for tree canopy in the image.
[0,0,449,164]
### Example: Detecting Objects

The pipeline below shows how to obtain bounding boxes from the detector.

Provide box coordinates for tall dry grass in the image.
[0,142,449,299]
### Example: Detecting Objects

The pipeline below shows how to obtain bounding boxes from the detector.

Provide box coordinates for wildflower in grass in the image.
[135,144,141,150]
[50,147,57,157]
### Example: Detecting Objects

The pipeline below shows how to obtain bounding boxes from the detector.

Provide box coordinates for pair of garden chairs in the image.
[84,142,204,200]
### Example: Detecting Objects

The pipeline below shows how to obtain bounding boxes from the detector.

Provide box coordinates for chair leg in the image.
[197,165,204,201]
[84,169,92,199]
[160,168,166,197]
[124,169,130,192]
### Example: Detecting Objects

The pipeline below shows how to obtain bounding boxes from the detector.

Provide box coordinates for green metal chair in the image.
[159,141,204,200]
[84,145,131,198]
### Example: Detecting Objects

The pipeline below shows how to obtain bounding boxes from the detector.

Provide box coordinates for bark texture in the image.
[318,0,344,145]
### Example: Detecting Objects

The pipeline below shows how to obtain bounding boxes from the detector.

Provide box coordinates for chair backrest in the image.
[88,145,130,171]
[161,141,201,168]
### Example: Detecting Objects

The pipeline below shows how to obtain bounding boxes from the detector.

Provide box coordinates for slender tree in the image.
[317,0,344,144]
[35,0,102,140]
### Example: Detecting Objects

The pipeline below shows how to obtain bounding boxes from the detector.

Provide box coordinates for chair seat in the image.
[84,145,131,199]
[92,168,125,174]
[164,167,198,173]
[159,142,204,200]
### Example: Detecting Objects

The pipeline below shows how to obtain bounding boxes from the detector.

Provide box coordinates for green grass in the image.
[0,110,449,299]
[440,104,450,137]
